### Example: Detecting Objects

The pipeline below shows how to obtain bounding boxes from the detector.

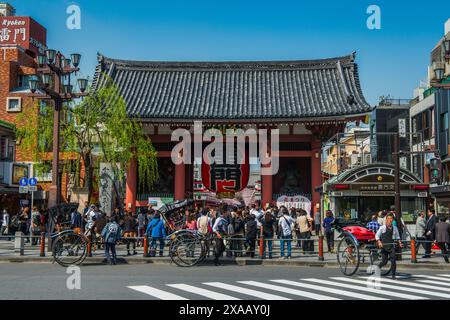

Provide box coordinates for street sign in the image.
[29,186,37,192]
[19,186,29,193]
[29,177,38,186]
[19,177,28,186]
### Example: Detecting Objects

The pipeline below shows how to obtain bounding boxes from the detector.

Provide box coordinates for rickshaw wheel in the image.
[336,235,360,276]
[368,248,393,276]
[169,231,204,267]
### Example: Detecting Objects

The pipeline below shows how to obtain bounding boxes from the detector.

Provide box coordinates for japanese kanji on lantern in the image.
[201,145,250,198]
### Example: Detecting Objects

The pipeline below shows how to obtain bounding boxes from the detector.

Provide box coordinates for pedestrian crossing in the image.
[127,274,450,300]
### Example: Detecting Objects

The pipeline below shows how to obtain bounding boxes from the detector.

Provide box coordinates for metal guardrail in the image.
[1,232,447,264]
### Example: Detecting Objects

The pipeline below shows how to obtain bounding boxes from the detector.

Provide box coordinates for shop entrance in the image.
[358,196,394,222]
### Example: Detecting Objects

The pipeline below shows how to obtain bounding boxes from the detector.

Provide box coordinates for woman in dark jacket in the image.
[260,211,276,259]
[231,210,245,257]
[244,214,258,258]
[123,211,137,255]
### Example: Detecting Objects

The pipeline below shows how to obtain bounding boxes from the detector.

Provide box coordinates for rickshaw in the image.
[333,218,394,276]
[158,199,211,267]
[49,203,89,267]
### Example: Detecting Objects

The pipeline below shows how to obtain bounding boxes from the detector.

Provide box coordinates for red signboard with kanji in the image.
[201,146,250,194]
[0,16,47,56]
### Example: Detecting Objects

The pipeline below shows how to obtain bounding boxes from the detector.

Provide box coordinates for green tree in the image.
[16,77,159,205]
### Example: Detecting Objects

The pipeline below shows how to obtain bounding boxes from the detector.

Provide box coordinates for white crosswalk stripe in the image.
[358,276,450,292]
[413,275,450,282]
[166,284,241,300]
[128,285,188,300]
[270,279,388,300]
[331,277,450,299]
[417,279,450,287]
[238,281,340,300]
[128,274,450,300]
[302,278,425,300]
[203,282,291,300]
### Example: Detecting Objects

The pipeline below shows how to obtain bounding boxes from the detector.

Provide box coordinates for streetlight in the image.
[27,50,88,210]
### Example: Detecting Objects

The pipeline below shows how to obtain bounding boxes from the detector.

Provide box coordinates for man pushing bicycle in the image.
[375,213,403,280]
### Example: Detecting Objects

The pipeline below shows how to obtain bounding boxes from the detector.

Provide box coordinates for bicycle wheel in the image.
[169,232,204,267]
[52,232,88,267]
[336,235,360,276]
[369,249,393,276]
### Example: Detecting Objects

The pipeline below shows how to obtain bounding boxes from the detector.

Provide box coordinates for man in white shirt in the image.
[212,210,228,266]
[250,203,264,228]
[278,207,296,259]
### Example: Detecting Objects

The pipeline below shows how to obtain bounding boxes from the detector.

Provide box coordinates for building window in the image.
[6,97,21,112]
[440,112,448,133]
[17,75,32,89]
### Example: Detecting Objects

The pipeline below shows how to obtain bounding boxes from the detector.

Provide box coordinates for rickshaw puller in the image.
[375,213,403,280]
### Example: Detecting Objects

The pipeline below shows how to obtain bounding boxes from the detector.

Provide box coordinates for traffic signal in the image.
[430,158,441,183]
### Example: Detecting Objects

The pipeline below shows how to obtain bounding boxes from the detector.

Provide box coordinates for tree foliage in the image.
[15,77,159,204]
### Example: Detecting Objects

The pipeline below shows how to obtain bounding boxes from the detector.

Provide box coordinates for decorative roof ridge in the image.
[96,52,357,71]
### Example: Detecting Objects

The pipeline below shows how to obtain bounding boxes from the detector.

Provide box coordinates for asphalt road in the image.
[1,263,450,300]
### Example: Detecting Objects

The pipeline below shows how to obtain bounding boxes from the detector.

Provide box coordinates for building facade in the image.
[0,4,72,211]
[93,53,373,214]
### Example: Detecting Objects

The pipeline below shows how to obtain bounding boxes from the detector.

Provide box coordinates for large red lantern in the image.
[201,145,249,197]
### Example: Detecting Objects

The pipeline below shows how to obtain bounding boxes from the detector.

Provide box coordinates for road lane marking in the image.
[166,284,240,300]
[302,278,426,300]
[270,279,387,300]
[413,275,450,282]
[127,285,188,300]
[203,282,291,300]
[358,276,450,292]
[437,274,450,278]
[331,277,450,299]
[237,281,340,300]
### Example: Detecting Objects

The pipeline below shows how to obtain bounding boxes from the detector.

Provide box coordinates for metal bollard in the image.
[14,232,24,256]
[259,235,264,258]
[87,239,92,257]
[410,239,417,263]
[143,236,149,257]
[39,232,45,257]
[318,235,324,261]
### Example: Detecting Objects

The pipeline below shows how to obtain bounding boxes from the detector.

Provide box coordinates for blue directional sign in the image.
[19,177,28,187]
[29,177,38,186]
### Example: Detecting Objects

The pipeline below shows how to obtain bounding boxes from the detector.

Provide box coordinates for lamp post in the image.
[27,50,88,210]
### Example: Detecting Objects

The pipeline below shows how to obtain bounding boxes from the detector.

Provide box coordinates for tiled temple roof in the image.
[93,52,372,122]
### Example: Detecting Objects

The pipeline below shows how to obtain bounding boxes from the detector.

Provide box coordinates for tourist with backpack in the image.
[197,208,213,256]
[278,207,296,259]
[146,213,167,257]
[101,215,122,265]
[260,210,276,259]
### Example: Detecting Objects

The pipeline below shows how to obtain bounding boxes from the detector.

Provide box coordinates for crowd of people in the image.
[1,201,449,267]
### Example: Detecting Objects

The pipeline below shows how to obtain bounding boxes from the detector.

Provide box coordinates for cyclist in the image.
[375,213,403,279]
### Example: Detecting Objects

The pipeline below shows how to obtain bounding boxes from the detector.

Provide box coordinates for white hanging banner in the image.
[276,195,312,215]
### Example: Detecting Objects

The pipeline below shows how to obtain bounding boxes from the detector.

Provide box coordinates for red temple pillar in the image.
[175,163,186,200]
[311,139,322,215]
[262,164,273,207]
[126,157,137,212]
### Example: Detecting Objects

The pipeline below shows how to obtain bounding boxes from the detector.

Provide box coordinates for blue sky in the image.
[9,0,450,105]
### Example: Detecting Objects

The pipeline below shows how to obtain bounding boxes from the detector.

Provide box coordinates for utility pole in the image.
[394,132,402,226]
[393,132,403,261]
